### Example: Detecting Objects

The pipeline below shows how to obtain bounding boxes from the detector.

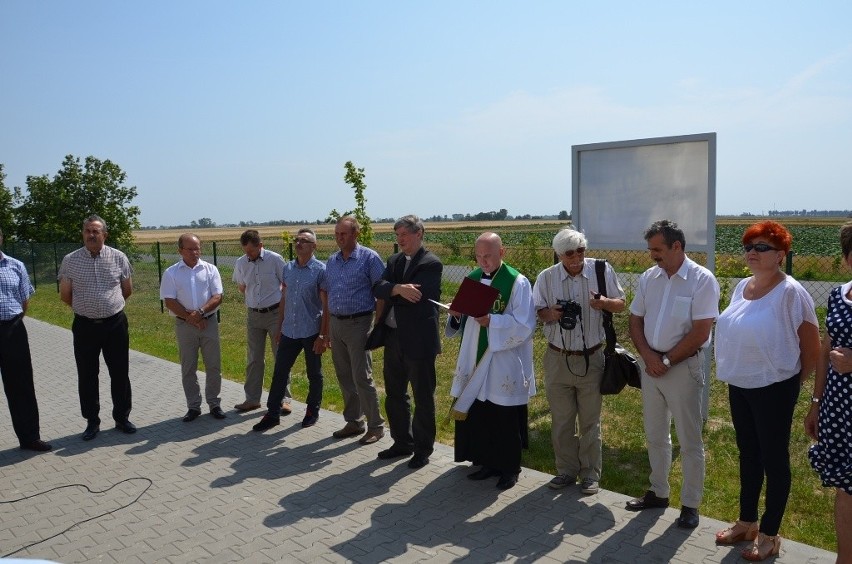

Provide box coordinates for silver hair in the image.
[552,228,587,256]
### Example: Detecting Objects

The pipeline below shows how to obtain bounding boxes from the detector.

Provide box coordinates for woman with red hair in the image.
[714,221,820,561]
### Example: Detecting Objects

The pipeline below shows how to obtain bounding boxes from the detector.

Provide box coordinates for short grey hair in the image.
[393,214,423,235]
[552,228,587,256]
[83,214,108,232]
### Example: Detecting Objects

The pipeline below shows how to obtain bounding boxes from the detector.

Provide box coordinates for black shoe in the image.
[20,439,52,452]
[211,406,227,419]
[377,446,414,460]
[407,454,429,469]
[467,466,500,481]
[182,409,202,422]
[252,414,280,432]
[301,408,319,428]
[677,506,700,529]
[82,421,100,441]
[497,472,518,490]
[626,490,670,511]
[115,420,137,434]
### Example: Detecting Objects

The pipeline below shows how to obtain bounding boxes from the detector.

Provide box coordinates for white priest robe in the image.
[447,273,537,416]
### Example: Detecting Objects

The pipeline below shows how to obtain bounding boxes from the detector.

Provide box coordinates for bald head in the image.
[474,232,505,275]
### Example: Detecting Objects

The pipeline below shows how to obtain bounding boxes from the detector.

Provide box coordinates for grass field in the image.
[25,218,849,552]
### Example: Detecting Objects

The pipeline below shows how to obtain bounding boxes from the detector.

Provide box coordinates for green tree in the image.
[0,164,16,239]
[13,155,140,251]
[326,161,373,247]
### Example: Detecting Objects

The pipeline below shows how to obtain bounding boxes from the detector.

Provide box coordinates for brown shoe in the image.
[332,421,365,438]
[234,401,262,412]
[280,402,292,415]
[358,428,384,445]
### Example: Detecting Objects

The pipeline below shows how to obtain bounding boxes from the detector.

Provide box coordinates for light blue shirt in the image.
[281,256,326,339]
[324,244,384,316]
[0,252,34,320]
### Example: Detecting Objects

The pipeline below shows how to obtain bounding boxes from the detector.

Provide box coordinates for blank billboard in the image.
[572,133,716,253]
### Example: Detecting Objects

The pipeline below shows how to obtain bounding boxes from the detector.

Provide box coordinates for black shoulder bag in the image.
[595,259,641,394]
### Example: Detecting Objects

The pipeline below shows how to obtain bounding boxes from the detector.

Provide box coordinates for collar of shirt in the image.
[651,256,692,281]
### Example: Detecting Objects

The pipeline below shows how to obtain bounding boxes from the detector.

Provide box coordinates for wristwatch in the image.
[662,355,671,367]
[811,395,822,404]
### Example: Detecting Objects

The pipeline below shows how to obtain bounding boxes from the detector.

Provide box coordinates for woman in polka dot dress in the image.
[806,221,852,563]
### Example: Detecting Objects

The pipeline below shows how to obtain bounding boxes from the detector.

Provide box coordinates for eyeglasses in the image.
[743,243,778,253]
[295,238,315,245]
[564,247,586,258]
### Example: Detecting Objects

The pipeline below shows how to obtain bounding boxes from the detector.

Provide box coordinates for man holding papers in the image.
[446,232,537,490]
[372,215,443,469]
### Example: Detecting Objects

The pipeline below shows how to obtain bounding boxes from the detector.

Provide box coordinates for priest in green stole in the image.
[446,232,537,490]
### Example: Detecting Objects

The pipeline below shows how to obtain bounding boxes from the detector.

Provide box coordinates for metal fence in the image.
[3,238,848,309]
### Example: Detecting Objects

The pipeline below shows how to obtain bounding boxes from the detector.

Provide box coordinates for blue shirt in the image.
[0,252,34,320]
[281,256,326,339]
[325,244,385,316]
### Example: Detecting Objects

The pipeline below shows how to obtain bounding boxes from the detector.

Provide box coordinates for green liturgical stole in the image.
[464,262,520,363]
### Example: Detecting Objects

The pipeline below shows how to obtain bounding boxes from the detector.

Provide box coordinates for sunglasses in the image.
[564,247,586,258]
[295,238,316,245]
[743,243,777,253]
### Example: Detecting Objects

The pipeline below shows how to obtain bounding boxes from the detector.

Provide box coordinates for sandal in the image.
[715,520,758,544]
[741,532,781,561]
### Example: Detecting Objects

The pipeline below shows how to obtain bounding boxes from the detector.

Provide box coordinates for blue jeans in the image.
[266,333,323,416]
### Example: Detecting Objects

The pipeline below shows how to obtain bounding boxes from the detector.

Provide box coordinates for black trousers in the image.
[729,373,800,536]
[383,328,437,457]
[455,399,529,475]
[0,316,41,444]
[72,311,132,424]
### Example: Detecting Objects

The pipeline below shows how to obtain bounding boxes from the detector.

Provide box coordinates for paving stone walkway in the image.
[0,318,837,563]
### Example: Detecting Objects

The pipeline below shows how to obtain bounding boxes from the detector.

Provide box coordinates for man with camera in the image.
[533,228,625,495]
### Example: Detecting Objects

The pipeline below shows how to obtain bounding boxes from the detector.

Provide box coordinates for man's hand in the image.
[640,353,668,378]
[540,305,562,323]
[313,336,326,355]
[474,314,490,327]
[393,283,422,303]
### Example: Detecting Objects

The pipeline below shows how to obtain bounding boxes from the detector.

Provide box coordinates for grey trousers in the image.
[329,315,384,430]
[175,317,222,410]
[244,308,290,404]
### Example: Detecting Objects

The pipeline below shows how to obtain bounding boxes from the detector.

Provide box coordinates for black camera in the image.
[555,299,582,331]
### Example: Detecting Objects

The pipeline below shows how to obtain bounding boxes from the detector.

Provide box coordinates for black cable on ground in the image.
[0,477,154,558]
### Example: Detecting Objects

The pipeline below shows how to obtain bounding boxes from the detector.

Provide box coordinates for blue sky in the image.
[2,1,851,227]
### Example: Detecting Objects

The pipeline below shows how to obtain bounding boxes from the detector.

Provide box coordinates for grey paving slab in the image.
[0,318,838,563]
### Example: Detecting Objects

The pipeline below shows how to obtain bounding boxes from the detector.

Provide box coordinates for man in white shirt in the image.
[160,233,226,422]
[627,219,720,529]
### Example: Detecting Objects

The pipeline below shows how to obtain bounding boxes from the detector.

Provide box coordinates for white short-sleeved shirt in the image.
[629,256,720,352]
[160,259,224,315]
[232,247,285,309]
[716,275,818,388]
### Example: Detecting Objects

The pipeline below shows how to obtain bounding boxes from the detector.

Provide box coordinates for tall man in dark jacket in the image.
[372,215,443,469]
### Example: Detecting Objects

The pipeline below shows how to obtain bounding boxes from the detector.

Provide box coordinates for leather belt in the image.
[651,348,699,358]
[548,343,603,356]
[333,310,372,320]
[74,311,123,324]
[249,303,279,313]
[0,313,23,325]
[177,312,216,322]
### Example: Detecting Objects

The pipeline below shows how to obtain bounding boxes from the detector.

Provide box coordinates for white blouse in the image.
[715,275,817,389]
